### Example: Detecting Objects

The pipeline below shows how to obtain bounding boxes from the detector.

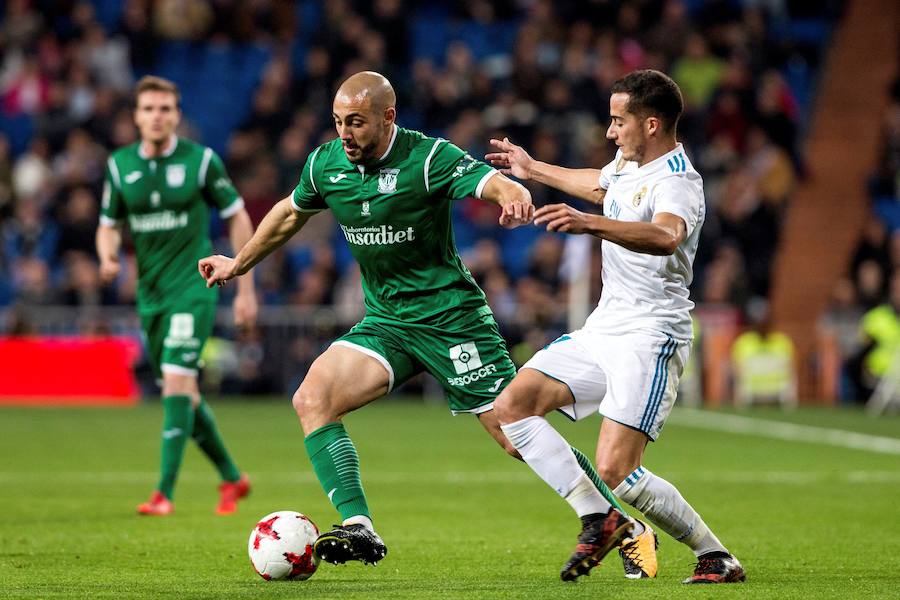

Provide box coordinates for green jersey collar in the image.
[138,135,179,160]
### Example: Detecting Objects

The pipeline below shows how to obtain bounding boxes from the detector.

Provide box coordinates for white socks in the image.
[614,466,727,557]
[343,515,375,532]
[501,416,611,517]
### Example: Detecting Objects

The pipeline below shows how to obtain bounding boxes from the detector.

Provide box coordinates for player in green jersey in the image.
[96,76,256,516]
[199,71,639,566]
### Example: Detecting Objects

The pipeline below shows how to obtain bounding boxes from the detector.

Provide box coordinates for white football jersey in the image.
[583,144,705,341]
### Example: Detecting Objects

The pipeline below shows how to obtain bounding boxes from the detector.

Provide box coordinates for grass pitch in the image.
[1,399,898,599]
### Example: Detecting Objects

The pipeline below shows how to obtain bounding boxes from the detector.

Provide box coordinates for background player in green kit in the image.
[199,71,636,567]
[96,76,256,516]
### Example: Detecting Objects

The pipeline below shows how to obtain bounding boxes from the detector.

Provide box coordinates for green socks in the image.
[570,446,626,512]
[304,422,371,521]
[192,398,241,483]
[157,395,194,499]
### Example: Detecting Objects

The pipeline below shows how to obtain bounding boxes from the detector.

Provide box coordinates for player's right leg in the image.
[137,310,198,516]
[493,367,633,581]
[601,421,743,583]
[293,343,396,565]
[593,332,743,584]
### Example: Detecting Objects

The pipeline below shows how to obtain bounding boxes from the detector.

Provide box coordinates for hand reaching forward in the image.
[485,137,535,180]
[198,255,238,288]
[534,203,594,234]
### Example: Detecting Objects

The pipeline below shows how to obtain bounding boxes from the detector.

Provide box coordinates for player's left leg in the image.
[476,409,625,512]
[192,397,250,515]
[494,369,633,581]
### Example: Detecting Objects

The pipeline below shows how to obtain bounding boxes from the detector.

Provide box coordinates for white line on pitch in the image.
[668,408,900,455]
[1,470,899,485]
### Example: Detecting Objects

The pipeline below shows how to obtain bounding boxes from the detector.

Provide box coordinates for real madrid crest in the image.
[378,168,399,194]
[632,185,647,208]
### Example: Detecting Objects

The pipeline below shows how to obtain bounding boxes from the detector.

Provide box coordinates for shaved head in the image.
[335,71,396,114]
[333,71,397,164]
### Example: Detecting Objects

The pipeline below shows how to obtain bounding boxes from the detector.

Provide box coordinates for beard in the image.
[345,136,381,164]
[624,140,646,164]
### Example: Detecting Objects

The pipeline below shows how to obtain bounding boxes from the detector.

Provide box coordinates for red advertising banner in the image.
[0,337,141,405]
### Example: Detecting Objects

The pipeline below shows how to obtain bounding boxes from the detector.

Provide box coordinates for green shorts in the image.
[140,302,215,379]
[333,310,516,414]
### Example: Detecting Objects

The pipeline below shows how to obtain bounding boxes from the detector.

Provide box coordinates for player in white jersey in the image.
[486,70,744,585]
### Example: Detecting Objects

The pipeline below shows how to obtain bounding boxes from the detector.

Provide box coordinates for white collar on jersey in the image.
[139,135,178,160]
[379,124,398,161]
[637,142,687,174]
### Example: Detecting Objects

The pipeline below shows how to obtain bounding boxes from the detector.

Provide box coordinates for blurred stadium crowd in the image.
[7,0,890,400]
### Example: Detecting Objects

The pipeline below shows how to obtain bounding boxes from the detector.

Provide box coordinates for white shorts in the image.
[521,329,690,440]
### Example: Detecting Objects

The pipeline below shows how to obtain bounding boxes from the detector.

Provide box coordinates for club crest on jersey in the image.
[361,200,371,216]
[378,168,399,194]
[632,185,647,207]
[166,164,186,187]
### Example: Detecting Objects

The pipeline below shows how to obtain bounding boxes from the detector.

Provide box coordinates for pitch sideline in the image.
[668,408,900,455]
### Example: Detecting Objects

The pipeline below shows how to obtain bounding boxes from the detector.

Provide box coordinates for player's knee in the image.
[492,388,519,423]
[494,385,543,424]
[291,384,328,421]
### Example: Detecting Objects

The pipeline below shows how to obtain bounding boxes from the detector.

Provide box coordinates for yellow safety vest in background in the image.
[731,331,795,396]
[861,305,900,376]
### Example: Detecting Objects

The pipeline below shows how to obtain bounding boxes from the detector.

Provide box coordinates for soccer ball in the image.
[248,510,320,581]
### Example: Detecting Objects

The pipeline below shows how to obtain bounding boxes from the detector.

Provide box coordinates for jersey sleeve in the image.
[291,147,328,212]
[424,140,497,200]
[99,156,125,226]
[651,177,703,238]
[200,148,244,218]
[597,151,622,190]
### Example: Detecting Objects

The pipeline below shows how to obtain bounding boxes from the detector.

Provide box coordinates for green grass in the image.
[1,399,898,599]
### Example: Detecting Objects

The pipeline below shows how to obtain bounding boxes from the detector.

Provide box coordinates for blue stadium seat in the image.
[91,0,125,33]
[874,197,900,233]
[786,18,830,47]
[296,0,323,38]
[783,59,812,123]
[0,113,34,156]
[500,226,543,279]
[456,21,517,59]
[155,42,270,153]
[411,15,452,65]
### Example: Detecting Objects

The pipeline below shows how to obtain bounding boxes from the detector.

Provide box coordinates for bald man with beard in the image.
[199,72,633,569]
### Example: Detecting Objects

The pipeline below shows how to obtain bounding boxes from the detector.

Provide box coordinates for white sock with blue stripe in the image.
[501,416,611,517]
[613,466,728,557]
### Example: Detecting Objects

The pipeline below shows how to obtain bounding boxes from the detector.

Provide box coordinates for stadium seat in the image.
[0,113,34,156]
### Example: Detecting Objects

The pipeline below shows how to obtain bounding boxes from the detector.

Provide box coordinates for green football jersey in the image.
[292,126,498,323]
[100,137,243,314]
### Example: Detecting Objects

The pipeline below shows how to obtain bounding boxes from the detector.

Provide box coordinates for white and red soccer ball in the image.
[248,510,319,581]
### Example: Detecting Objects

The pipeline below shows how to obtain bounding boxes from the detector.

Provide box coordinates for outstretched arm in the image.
[480,172,534,228]
[199,196,313,287]
[534,205,686,256]
[485,137,606,205]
